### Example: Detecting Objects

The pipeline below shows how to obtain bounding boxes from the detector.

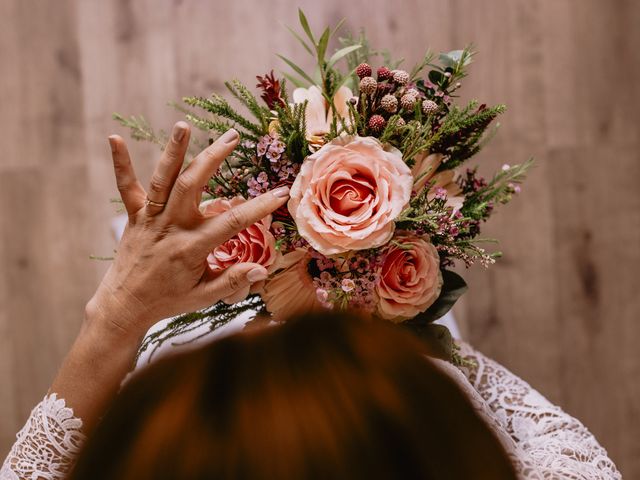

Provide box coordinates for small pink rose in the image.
[375,235,443,322]
[288,136,413,255]
[201,197,279,272]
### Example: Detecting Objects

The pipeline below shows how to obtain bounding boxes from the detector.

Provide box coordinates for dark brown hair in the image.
[69,312,517,479]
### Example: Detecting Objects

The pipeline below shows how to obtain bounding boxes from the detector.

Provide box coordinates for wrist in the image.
[83,289,150,351]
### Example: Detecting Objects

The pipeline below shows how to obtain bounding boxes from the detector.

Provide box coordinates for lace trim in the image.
[456,342,621,480]
[1,394,85,480]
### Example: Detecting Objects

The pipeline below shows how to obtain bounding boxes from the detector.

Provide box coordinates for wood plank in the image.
[0,0,638,474]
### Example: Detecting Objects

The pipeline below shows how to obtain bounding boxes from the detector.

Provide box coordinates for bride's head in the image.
[69,312,517,480]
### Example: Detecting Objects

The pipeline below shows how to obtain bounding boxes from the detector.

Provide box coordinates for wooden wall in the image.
[1,0,638,475]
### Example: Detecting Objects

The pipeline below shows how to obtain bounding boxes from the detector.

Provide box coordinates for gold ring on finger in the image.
[145,198,167,208]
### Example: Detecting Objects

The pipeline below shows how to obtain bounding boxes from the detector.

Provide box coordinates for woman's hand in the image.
[87,122,289,343]
[50,123,288,432]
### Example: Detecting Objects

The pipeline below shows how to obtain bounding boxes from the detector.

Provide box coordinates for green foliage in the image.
[137,295,266,362]
[112,113,168,148]
[462,159,535,219]
[430,102,507,168]
[276,97,309,164]
[224,80,272,131]
[414,270,468,324]
[281,9,361,100]
[182,94,264,141]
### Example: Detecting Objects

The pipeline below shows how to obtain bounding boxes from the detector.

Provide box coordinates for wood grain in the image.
[0,0,638,475]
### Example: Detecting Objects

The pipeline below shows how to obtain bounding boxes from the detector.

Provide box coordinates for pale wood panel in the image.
[1,0,638,476]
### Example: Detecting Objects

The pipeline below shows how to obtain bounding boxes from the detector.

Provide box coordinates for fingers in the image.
[222,285,250,305]
[109,136,146,216]
[164,129,239,215]
[201,263,268,304]
[146,122,190,215]
[196,186,290,251]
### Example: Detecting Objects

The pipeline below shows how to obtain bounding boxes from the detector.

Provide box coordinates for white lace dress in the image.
[1,335,622,480]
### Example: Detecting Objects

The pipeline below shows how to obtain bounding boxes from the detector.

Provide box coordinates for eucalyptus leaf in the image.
[312,66,322,86]
[317,27,330,62]
[332,68,357,92]
[440,50,463,65]
[298,9,315,46]
[330,18,346,39]
[411,270,468,324]
[327,45,362,69]
[428,69,444,85]
[277,54,316,86]
[282,72,307,88]
[409,323,454,361]
[285,25,314,56]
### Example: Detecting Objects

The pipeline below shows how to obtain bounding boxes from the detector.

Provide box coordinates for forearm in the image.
[49,299,146,434]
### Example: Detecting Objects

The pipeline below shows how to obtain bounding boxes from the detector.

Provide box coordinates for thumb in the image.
[200,263,269,304]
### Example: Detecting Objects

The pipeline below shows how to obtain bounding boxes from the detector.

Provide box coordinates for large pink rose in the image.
[201,197,279,272]
[375,235,443,322]
[288,136,413,255]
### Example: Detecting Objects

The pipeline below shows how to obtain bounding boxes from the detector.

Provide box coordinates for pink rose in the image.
[288,136,413,255]
[201,197,279,272]
[375,235,443,322]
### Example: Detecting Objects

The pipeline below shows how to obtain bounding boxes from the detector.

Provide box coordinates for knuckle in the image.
[204,143,222,161]
[223,208,245,232]
[116,178,130,192]
[165,143,182,161]
[173,173,193,196]
[224,270,242,291]
[148,176,168,194]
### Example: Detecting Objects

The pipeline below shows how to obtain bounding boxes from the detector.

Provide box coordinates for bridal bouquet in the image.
[117,11,531,361]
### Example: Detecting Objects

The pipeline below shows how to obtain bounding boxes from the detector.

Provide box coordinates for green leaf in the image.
[282,72,306,88]
[327,45,362,69]
[298,9,315,45]
[285,24,314,56]
[412,270,468,324]
[440,50,462,67]
[317,27,330,62]
[330,18,346,39]
[332,67,357,91]
[277,54,316,86]
[410,323,455,361]
[428,69,444,85]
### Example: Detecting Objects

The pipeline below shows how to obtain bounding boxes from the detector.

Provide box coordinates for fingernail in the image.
[272,186,290,198]
[172,122,188,142]
[247,267,268,283]
[108,136,117,154]
[219,128,239,144]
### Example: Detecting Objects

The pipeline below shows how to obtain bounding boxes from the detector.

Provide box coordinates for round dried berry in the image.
[392,69,410,86]
[377,66,392,80]
[405,88,419,98]
[422,99,439,115]
[368,114,386,133]
[400,94,417,111]
[356,63,372,79]
[359,76,378,95]
[380,94,398,113]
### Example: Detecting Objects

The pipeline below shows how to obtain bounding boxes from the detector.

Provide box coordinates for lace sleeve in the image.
[1,394,86,480]
[456,342,621,479]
